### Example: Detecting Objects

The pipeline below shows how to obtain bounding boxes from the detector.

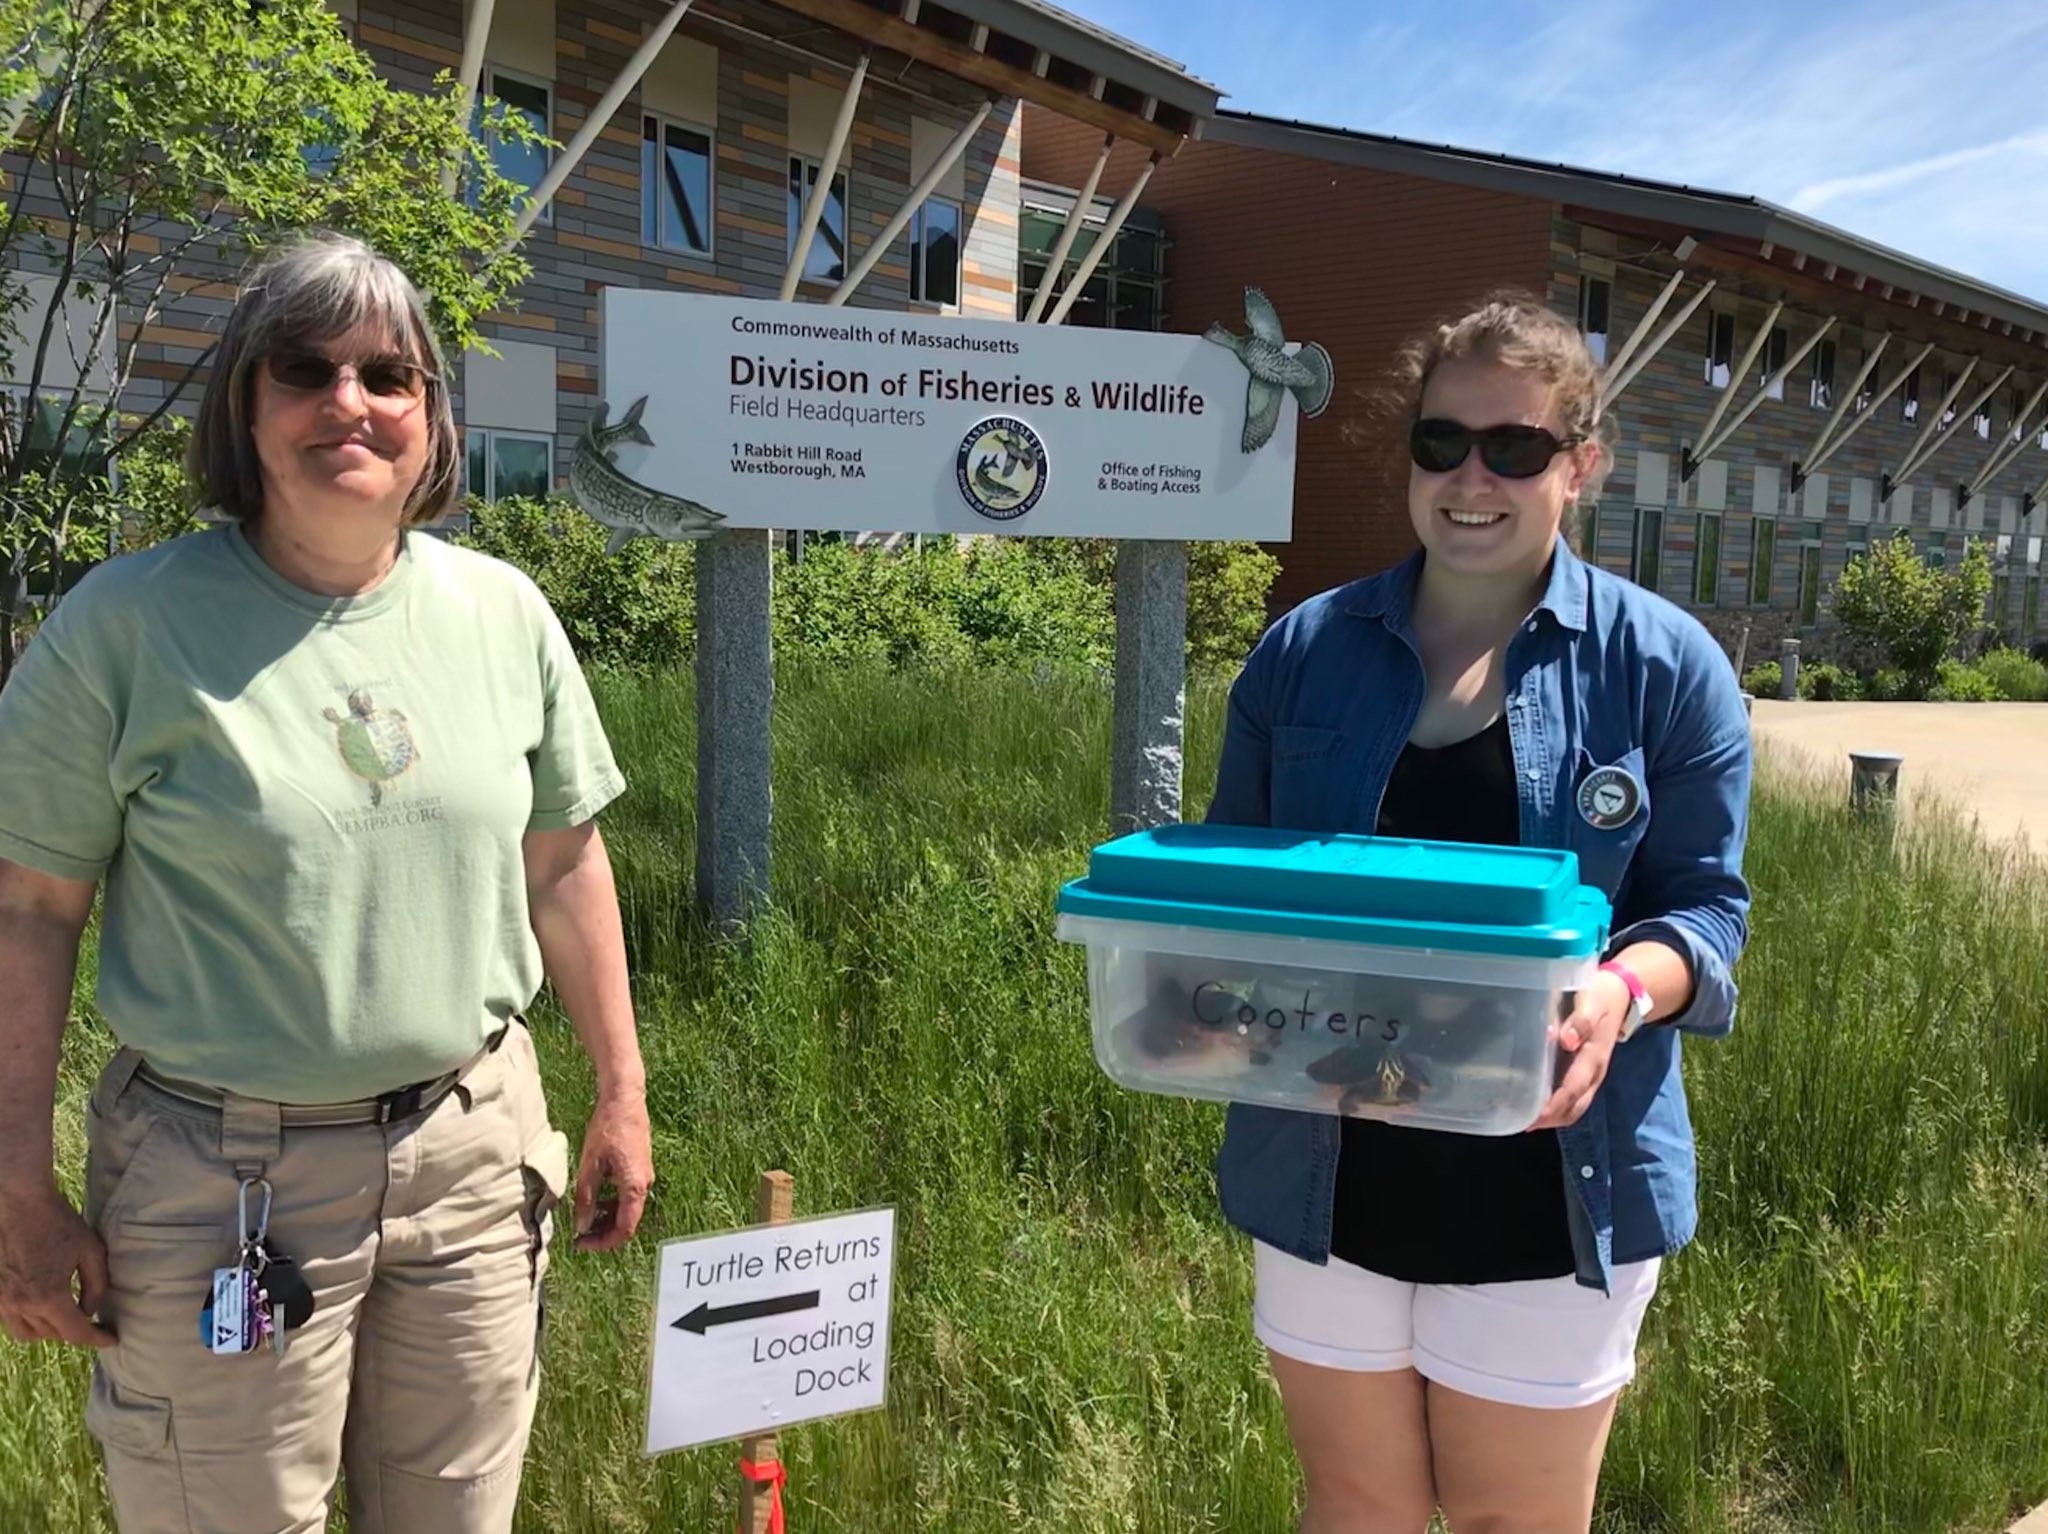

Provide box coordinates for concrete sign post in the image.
[1110,540,1187,833]
[585,286,1325,911]
[646,1205,897,1458]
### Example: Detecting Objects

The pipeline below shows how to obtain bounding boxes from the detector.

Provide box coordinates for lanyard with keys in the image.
[198,1176,316,1357]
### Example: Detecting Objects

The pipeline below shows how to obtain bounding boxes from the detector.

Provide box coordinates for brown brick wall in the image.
[1023,108,1557,614]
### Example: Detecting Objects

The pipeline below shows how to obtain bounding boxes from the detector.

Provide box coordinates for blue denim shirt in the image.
[1205,537,1753,1292]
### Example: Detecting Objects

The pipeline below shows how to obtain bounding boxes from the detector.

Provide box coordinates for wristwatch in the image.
[1600,961,1654,1041]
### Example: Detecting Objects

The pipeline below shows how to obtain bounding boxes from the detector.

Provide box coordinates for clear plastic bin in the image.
[1054,826,1610,1136]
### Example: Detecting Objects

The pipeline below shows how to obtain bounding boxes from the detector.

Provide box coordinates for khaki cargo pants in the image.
[81,1022,572,1534]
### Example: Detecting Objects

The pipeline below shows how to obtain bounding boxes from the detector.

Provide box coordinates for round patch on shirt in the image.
[1576,765,1644,831]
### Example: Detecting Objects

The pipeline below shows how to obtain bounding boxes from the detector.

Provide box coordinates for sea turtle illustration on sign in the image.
[1204,287,1335,454]
[322,691,418,807]
[569,396,727,554]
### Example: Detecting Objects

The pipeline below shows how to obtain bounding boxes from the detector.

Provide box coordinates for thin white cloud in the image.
[1789,130,2048,213]
[1077,0,2048,299]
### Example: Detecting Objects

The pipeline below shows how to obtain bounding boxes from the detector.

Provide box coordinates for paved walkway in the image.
[1748,700,2047,856]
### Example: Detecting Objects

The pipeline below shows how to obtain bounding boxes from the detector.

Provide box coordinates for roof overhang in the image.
[1208,110,2048,346]
[763,0,1219,155]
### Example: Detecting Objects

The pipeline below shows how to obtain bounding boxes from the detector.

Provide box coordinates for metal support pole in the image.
[1804,340,1936,479]
[1889,358,1980,484]
[1023,134,1112,324]
[1801,335,1888,478]
[1600,267,1686,389]
[1967,378,2048,497]
[782,53,869,300]
[1692,302,1783,459]
[1044,153,1158,325]
[1692,315,1835,468]
[827,100,992,306]
[508,0,700,242]
[1599,280,1717,412]
[1779,637,1800,701]
[1894,364,2013,488]
[444,0,498,196]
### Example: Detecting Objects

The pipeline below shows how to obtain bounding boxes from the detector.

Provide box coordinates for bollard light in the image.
[1780,637,1802,701]
[1848,750,1904,817]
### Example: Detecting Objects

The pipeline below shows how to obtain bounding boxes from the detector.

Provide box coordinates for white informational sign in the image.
[597,289,1322,541]
[645,1207,897,1457]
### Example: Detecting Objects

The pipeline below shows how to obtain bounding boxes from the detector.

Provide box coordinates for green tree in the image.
[1830,533,1994,688]
[1,0,539,684]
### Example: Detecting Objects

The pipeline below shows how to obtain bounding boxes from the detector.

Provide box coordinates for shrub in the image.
[1974,647,2048,702]
[1005,536,1279,671]
[1929,659,2003,702]
[1830,534,1993,686]
[1742,661,1782,698]
[1867,667,1916,702]
[1798,662,1863,701]
[455,496,695,670]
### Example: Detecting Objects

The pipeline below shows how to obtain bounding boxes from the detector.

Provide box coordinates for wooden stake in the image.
[740,1170,796,1533]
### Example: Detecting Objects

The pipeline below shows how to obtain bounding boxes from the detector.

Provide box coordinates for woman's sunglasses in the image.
[266,349,433,401]
[1409,417,1581,480]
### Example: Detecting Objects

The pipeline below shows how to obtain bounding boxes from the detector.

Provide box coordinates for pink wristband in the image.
[1600,960,1653,1037]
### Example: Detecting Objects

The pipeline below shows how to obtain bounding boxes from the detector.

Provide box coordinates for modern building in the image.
[1,0,1216,531]
[1023,107,2048,657]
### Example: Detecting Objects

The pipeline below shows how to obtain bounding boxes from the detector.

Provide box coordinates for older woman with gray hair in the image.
[0,230,653,1533]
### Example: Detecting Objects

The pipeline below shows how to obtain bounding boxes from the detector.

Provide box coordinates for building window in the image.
[1695,511,1721,605]
[1762,326,1789,400]
[1974,395,1993,439]
[641,116,713,257]
[465,429,552,501]
[1854,346,1879,413]
[909,196,962,307]
[1810,339,1836,410]
[1939,370,1957,429]
[1015,208,1165,330]
[473,69,552,225]
[1632,508,1664,591]
[2025,574,2041,640]
[1901,365,1921,424]
[1798,543,1822,627]
[1704,312,1735,390]
[1749,518,1776,606]
[2007,388,2027,442]
[1580,277,1611,366]
[786,156,849,286]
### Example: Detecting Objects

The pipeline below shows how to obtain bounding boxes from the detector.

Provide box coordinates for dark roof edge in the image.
[1209,110,2048,338]
[950,0,1222,121]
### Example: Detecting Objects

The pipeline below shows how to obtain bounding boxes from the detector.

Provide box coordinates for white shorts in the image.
[1252,1241,1662,1411]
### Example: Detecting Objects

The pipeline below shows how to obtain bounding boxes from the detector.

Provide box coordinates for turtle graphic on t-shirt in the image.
[322,691,419,807]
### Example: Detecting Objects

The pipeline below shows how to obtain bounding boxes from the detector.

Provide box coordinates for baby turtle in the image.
[1307,1039,1430,1112]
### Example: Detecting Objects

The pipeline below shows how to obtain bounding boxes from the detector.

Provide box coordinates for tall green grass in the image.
[2,664,2045,1533]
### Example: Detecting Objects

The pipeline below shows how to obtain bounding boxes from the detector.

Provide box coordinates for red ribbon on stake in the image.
[739,1456,788,1534]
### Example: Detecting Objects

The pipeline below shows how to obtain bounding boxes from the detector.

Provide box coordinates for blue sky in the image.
[1081,0,2048,304]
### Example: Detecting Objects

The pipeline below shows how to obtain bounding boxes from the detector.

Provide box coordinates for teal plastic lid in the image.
[1056,824,1609,959]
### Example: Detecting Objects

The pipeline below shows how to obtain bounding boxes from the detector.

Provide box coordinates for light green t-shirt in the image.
[0,523,626,1103]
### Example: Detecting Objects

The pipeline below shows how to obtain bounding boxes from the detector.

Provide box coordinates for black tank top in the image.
[1326,714,1578,1284]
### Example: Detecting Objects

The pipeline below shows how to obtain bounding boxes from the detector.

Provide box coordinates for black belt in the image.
[135,1026,508,1128]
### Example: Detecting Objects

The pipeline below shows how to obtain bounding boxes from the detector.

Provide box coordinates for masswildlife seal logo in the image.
[1576,764,1644,831]
[322,690,420,808]
[956,416,1046,521]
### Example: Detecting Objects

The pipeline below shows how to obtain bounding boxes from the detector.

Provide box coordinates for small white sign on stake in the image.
[645,1206,897,1457]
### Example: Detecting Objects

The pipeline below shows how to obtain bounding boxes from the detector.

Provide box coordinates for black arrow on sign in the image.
[673,1290,822,1336]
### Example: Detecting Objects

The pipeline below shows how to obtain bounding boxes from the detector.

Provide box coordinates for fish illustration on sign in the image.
[568,396,726,554]
[1203,288,1334,454]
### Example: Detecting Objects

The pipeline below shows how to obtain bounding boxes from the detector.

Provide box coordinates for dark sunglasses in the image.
[1410,417,1581,480]
[266,349,433,400]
